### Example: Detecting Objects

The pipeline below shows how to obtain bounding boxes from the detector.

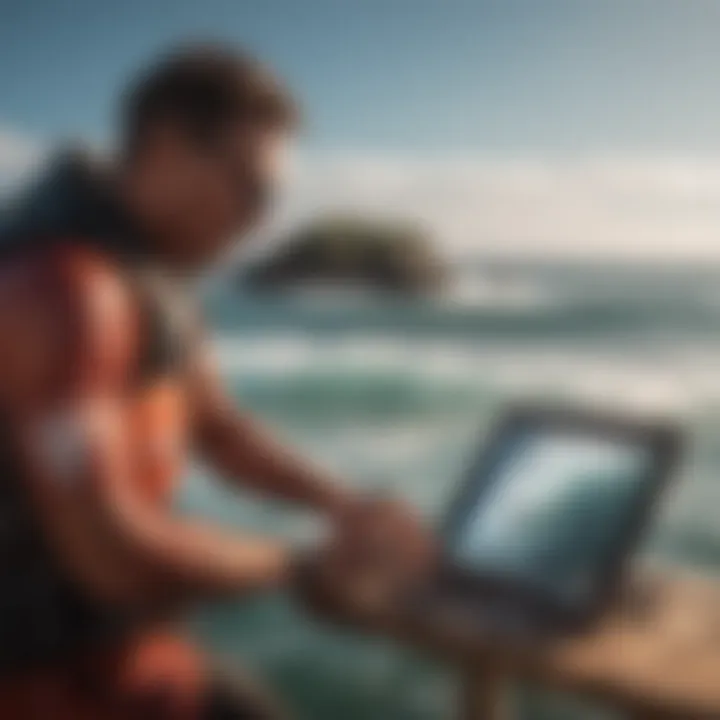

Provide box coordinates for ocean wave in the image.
[207,294,720,350]
[213,333,720,418]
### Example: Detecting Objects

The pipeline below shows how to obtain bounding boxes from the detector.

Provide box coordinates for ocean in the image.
[182,261,720,720]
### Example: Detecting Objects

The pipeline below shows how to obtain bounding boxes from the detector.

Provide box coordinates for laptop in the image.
[417,405,682,638]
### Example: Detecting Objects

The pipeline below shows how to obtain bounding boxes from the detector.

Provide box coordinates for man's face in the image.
[138,121,290,269]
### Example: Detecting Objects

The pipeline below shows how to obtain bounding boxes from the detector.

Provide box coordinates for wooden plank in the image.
[298,564,720,718]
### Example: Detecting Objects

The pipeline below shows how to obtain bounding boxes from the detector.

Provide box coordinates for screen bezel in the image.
[440,405,682,628]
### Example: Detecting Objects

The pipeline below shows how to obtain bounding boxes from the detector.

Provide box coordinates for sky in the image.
[3,0,720,261]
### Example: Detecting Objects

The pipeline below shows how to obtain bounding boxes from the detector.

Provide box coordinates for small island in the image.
[240,216,448,295]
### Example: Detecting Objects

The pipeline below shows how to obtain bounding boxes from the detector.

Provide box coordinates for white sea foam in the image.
[212,332,720,417]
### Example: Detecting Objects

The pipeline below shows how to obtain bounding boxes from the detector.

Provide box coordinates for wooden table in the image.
[298,565,720,719]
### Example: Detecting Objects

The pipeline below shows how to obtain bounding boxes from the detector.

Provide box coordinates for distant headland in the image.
[239,216,449,295]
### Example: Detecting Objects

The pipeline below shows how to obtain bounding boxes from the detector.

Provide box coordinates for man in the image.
[0,45,429,719]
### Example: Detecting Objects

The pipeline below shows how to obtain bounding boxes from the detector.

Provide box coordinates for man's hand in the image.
[307,497,437,611]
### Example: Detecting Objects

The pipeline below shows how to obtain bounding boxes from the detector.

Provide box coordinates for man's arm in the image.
[186,338,436,594]
[0,247,294,612]
[189,344,355,515]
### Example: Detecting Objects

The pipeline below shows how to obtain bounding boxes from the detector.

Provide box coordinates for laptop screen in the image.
[448,427,654,608]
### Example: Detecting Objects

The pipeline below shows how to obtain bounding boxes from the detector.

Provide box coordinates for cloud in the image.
[276,152,720,262]
[0,127,41,173]
[3,123,720,263]
[0,127,43,194]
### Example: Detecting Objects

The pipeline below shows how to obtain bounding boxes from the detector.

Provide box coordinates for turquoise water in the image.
[182,266,720,719]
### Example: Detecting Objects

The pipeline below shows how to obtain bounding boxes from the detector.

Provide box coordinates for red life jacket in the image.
[0,150,193,674]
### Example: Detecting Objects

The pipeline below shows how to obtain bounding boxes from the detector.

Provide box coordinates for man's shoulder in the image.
[0,243,139,399]
[0,242,133,312]
[0,148,97,245]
